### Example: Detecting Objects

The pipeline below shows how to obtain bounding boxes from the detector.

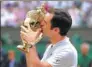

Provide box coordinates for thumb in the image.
[35,28,42,38]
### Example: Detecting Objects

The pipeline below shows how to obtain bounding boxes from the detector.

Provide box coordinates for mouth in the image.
[40,25,44,33]
[40,27,43,33]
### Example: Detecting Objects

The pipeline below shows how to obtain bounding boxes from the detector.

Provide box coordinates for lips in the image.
[40,25,44,33]
[40,28,43,33]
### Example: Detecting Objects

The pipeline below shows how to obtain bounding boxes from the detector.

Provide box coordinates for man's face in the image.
[81,43,89,56]
[8,51,15,61]
[23,12,58,38]
[40,13,54,37]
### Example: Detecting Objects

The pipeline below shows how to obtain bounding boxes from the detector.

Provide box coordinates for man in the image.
[78,42,91,67]
[20,9,78,67]
[0,40,8,67]
[89,60,92,67]
[4,50,19,67]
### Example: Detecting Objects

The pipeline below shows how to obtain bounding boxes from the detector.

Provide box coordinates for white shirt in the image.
[41,37,78,67]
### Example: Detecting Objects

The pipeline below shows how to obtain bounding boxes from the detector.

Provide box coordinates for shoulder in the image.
[54,42,77,54]
[53,42,78,61]
[46,44,77,67]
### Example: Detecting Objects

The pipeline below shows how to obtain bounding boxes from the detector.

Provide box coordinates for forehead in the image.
[81,43,89,49]
[44,13,53,22]
[23,13,54,26]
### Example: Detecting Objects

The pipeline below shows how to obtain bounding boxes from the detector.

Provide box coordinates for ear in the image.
[53,27,60,33]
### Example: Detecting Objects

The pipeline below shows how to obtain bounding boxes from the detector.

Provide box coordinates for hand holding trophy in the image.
[17,3,46,53]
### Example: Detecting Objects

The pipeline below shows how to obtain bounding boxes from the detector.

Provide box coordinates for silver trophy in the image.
[17,4,46,53]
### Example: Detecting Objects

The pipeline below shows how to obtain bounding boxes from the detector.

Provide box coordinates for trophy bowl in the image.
[17,4,46,53]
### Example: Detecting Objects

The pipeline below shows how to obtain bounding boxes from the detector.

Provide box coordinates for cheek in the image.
[47,30,54,37]
[81,48,88,53]
[43,24,50,31]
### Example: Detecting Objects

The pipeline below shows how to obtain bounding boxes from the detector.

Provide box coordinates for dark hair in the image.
[51,9,72,36]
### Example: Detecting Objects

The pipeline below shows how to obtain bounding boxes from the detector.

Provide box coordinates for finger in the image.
[20,32,25,40]
[27,22,31,30]
[35,28,42,38]
[20,31,28,42]
[20,33,26,40]
[20,34,27,43]
[20,31,27,36]
[20,34,23,40]
[21,26,29,33]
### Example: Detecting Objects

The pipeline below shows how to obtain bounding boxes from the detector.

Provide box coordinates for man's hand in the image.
[20,23,41,45]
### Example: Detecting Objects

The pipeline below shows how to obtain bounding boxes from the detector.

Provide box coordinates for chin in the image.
[43,33,48,37]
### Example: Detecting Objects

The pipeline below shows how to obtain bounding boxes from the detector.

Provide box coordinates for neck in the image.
[50,35,66,45]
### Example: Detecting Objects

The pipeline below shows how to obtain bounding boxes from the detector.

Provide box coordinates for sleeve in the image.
[46,50,73,67]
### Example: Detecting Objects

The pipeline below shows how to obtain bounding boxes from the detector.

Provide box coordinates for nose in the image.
[40,20,45,27]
